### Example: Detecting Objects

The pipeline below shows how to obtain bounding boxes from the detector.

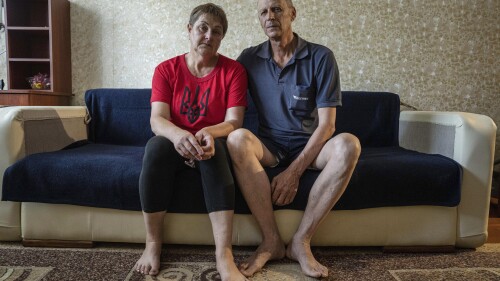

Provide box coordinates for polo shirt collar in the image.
[256,33,309,60]
[294,34,308,59]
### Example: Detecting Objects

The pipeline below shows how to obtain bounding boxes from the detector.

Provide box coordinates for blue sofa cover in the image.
[2,89,462,213]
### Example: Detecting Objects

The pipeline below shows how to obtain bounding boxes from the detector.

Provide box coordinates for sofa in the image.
[0,89,496,249]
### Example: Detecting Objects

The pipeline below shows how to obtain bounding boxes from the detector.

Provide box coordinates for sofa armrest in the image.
[399,111,497,248]
[0,106,88,241]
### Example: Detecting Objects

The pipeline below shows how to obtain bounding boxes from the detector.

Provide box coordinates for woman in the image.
[134,3,248,281]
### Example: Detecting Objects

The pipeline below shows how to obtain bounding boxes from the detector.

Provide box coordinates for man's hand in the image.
[195,129,215,160]
[271,169,301,206]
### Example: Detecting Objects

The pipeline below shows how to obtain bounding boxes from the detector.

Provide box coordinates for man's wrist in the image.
[287,161,305,179]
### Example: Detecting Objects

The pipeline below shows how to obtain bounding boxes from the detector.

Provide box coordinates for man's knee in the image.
[227,129,253,153]
[227,128,261,165]
[330,133,361,163]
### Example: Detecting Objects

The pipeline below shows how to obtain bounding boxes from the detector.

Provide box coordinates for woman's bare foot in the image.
[135,241,162,276]
[239,236,286,277]
[286,238,328,278]
[216,248,248,281]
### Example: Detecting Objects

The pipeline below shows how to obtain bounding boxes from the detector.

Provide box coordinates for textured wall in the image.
[4,0,500,157]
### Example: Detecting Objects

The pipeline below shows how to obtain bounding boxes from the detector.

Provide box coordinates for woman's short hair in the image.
[189,3,228,36]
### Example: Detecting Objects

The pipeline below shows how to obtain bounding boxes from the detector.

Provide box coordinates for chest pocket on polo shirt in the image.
[288,85,316,117]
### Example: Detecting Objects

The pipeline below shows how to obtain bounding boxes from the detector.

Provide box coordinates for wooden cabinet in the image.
[0,0,72,105]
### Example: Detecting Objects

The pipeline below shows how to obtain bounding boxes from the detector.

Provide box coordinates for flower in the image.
[27,73,51,90]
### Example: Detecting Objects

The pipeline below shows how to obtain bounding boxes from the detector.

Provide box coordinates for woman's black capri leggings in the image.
[139,135,235,213]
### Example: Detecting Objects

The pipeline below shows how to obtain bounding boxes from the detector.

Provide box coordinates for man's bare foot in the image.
[239,237,286,277]
[286,238,328,278]
[216,248,248,281]
[135,241,162,276]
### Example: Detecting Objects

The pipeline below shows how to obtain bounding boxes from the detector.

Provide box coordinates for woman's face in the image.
[188,13,224,58]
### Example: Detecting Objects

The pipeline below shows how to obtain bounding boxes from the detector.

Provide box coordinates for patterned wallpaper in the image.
[0,0,498,158]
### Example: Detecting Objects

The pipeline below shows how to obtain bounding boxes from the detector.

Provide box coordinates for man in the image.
[226,0,361,278]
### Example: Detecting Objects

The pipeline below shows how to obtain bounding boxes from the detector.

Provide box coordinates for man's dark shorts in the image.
[258,135,307,168]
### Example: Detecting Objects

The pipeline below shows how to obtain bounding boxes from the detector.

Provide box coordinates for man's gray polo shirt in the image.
[237,34,341,147]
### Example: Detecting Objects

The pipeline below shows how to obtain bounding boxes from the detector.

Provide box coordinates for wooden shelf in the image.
[7,27,50,31]
[0,91,72,106]
[5,0,49,27]
[4,0,72,106]
[0,90,72,96]
[9,59,51,62]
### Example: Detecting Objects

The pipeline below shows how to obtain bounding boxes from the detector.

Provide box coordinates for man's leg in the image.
[227,129,286,277]
[286,133,361,278]
[135,211,165,275]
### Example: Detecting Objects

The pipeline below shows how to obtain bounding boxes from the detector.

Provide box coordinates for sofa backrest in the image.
[85,89,400,147]
[336,91,400,147]
[243,91,400,147]
[85,88,154,146]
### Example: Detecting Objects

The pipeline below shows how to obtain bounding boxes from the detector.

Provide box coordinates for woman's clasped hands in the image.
[174,129,215,167]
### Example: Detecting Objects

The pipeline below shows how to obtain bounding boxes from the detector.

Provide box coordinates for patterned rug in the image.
[0,242,499,280]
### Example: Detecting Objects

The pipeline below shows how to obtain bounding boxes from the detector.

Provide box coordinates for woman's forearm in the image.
[199,119,240,139]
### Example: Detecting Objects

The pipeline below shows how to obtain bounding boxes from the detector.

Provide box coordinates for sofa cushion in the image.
[272,146,462,211]
[3,141,145,210]
[1,141,210,212]
[2,143,461,213]
[85,88,154,146]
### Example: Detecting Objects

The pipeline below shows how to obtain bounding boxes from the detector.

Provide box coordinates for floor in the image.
[487,201,500,243]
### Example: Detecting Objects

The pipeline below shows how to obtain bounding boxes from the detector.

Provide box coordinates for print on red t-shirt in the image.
[181,85,210,124]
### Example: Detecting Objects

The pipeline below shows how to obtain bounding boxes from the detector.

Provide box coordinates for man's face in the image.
[257,0,295,40]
